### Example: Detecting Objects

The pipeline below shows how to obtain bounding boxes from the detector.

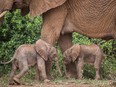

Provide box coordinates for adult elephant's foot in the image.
[13,77,20,85]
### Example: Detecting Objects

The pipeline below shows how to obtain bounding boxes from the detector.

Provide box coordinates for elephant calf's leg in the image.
[13,61,28,84]
[45,60,52,80]
[76,57,84,79]
[34,64,40,80]
[94,57,101,80]
[94,66,101,80]
[9,62,17,85]
[37,58,50,82]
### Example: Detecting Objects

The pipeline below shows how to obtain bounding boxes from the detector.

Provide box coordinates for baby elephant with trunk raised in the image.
[2,39,62,85]
[63,44,104,80]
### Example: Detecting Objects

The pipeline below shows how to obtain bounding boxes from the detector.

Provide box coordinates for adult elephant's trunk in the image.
[0,11,8,18]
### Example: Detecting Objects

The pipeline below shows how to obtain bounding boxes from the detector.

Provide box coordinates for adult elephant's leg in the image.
[41,5,67,79]
[58,33,77,78]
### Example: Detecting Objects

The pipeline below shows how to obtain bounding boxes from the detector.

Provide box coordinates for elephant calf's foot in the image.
[44,79,50,83]
[13,77,20,85]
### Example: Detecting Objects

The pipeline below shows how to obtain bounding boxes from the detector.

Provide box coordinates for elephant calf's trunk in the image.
[63,63,67,76]
[55,60,62,76]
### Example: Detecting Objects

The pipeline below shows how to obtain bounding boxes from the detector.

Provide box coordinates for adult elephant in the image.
[0,0,116,78]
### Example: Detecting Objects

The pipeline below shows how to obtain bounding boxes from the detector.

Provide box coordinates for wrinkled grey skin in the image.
[63,44,104,80]
[3,39,62,85]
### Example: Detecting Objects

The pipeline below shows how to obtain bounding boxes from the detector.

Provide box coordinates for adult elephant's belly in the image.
[63,0,116,40]
[73,17,115,40]
[62,15,115,40]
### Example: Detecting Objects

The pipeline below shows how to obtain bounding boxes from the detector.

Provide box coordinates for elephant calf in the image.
[63,44,104,80]
[2,39,62,85]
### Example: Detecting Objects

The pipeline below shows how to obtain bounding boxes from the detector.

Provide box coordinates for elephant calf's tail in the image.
[0,57,15,64]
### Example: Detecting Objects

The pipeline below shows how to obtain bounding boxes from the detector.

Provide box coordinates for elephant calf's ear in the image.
[35,44,48,61]
[71,53,78,62]
[70,45,81,62]
[63,50,72,64]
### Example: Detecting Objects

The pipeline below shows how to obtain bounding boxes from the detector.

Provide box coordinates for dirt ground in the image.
[0,78,116,87]
[4,81,116,87]
[6,83,99,87]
